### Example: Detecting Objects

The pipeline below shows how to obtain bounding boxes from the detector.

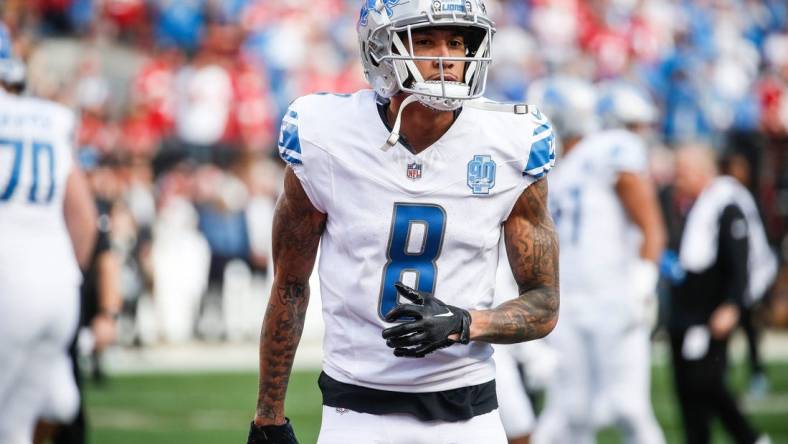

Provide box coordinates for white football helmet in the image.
[0,58,26,88]
[596,80,658,127]
[357,0,495,111]
[526,75,599,139]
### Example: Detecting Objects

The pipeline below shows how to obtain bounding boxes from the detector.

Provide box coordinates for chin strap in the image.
[381,94,420,151]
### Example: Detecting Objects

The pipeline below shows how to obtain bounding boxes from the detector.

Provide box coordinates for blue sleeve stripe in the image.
[277,106,302,166]
[533,123,551,136]
[280,150,303,165]
[279,122,301,154]
[524,129,556,177]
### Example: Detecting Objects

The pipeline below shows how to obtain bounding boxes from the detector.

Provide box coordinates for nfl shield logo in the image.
[406,162,423,180]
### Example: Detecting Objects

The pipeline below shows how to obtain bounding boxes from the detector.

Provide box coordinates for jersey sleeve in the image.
[522,108,556,180]
[276,98,329,213]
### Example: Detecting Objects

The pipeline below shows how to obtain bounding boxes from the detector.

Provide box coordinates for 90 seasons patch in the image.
[467,154,496,194]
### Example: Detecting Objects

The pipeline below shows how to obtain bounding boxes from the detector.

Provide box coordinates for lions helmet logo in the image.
[359,0,401,27]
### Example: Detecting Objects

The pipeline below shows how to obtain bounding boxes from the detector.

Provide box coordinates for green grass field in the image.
[84,362,788,444]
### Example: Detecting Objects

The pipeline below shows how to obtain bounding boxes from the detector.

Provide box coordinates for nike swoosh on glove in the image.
[247,418,298,444]
[381,282,471,358]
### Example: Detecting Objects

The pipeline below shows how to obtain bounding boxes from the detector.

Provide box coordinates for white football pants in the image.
[317,406,507,444]
[0,281,80,444]
[533,316,665,444]
[494,344,536,439]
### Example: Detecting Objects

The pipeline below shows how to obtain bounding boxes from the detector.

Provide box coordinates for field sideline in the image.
[84,361,788,444]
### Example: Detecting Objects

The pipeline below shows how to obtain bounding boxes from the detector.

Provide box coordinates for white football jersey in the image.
[548,129,647,307]
[0,91,81,290]
[278,90,555,392]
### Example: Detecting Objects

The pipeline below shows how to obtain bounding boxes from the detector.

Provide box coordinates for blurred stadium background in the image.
[2,0,788,442]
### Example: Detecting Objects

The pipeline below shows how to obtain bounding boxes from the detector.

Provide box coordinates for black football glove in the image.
[246,418,298,444]
[382,282,471,358]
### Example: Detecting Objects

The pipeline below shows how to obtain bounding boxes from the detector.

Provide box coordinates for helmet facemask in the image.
[359,1,495,111]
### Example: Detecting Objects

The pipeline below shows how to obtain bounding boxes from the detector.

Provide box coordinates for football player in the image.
[247,1,560,443]
[0,53,97,443]
[530,77,666,444]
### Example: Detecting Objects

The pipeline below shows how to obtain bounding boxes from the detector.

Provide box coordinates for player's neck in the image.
[387,95,457,154]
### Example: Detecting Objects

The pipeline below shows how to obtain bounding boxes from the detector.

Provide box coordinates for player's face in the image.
[674,150,705,199]
[405,28,467,85]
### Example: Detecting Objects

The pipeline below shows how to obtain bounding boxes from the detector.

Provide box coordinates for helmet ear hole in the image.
[363,42,381,67]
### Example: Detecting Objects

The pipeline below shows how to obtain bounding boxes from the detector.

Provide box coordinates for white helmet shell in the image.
[0,58,25,87]
[526,76,599,138]
[357,0,495,111]
[596,80,658,127]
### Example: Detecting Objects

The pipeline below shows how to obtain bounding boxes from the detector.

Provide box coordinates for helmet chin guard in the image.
[411,81,471,111]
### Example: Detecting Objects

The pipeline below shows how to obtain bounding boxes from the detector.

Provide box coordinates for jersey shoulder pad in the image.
[28,96,74,119]
[26,96,77,135]
[277,92,361,167]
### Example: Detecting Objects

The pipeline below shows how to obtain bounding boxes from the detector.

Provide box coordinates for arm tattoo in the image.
[256,168,326,422]
[480,179,559,343]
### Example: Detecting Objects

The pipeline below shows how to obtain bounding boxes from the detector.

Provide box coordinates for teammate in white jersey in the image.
[530,78,667,444]
[248,2,560,443]
[0,58,97,443]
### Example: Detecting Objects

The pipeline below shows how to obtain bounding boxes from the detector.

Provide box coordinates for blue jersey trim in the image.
[533,123,551,136]
[280,123,301,154]
[524,123,555,177]
[278,109,303,165]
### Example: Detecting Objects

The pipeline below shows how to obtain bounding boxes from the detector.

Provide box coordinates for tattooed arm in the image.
[253,167,326,426]
[468,179,559,343]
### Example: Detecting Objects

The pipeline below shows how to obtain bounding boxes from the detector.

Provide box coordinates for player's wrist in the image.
[253,418,286,427]
[466,309,491,341]
[253,411,287,427]
[248,417,298,444]
[633,259,658,298]
[99,310,120,322]
[452,308,471,345]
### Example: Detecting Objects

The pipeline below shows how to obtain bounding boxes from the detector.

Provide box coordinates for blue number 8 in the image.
[378,203,446,319]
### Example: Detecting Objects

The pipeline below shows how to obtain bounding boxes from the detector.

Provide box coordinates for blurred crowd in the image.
[1,0,788,347]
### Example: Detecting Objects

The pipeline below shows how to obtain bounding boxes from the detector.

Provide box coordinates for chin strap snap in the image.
[464,98,530,114]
